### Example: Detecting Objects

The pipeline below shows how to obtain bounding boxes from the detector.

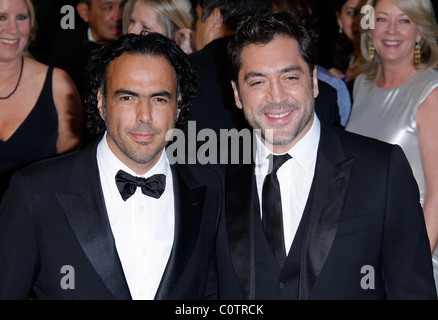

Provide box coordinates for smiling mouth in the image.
[383,40,402,46]
[0,38,18,45]
[266,111,292,119]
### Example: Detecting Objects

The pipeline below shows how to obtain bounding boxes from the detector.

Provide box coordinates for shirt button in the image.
[141,248,147,255]
[279,282,286,289]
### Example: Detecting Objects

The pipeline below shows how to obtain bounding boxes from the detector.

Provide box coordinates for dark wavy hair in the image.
[199,0,270,30]
[228,11,316,84]
[84,32,199,137]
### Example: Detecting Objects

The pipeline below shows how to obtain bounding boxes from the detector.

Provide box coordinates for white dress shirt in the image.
[87,28,97,43]
[96,133,175,300]
[255,115,320,254]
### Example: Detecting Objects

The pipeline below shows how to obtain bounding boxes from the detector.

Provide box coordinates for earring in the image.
[339,25,343,34]
[368,40,375,60]
[415,42,422,64]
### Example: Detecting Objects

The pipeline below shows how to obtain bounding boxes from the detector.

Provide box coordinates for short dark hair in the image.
[227,11,317,83]
[84,32,198,136]
[199,0,270,30]
[79,0,92,6]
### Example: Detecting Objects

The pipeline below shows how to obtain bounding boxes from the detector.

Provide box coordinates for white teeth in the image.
[267,111,291,118]
[383,41,402,46]
[0,39,18,44]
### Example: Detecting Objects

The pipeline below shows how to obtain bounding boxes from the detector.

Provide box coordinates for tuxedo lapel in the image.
[298,124,354,300]
[225,163,255,300]
[55,142,131,300]
[154,164,206,299]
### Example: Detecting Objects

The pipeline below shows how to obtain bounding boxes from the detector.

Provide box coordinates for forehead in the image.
[239,36,308,77]
[105,53,177,89]
[374,0,405,13]
[91,0,124,9]
[342,0,363,10]
[0,0,29,12]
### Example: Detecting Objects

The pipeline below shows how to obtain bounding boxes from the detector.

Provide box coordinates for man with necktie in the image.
[214,11,437,299]
[0,32,221,300]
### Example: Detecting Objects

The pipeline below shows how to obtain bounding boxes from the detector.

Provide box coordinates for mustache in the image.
[260,102,299,113]
[128,123,162,135]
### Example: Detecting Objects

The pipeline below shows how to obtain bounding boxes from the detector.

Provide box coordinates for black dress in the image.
[0,67,58,199]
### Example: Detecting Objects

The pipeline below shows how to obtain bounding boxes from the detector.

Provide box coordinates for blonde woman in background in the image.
[346,0,438,290]
[122,0,195,54]
[0,0,82,198]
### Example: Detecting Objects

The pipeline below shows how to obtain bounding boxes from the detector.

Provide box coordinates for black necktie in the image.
[262,153,291,266]
[115,170,166,201]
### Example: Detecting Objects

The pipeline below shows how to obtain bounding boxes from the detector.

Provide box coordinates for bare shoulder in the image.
[23,56,48,81]
[52,67,78,92]
[417,87,438,127]
[418,87,438,113]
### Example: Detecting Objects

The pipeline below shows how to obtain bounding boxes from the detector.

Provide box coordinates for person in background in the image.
[188,0,340,143]
[122,0,196,54]
[0,0,82,199]
[345,0,438,292]
[329,0,366,94]
[272,0,352,127]
[49,0,126,146]
[0,32,221,300]
[214,10,436,300]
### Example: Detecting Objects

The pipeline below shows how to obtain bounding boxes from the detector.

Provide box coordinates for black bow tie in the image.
[115,170,166,201]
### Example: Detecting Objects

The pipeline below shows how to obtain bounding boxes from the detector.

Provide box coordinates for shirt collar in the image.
[255,114,320,173]
[87,27,97,43]
[96,132,170,200]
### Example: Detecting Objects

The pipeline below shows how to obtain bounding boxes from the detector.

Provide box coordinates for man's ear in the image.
[231,81,243,110]
[312,67,319,99]
[77,2,90,23]
[97,89,105,120]
[211,7,223,38]
[176,94,182,120]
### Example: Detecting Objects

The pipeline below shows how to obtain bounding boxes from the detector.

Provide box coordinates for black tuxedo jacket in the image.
[215,122,437,299]
[48,25,101,99]
[0,140,221,300]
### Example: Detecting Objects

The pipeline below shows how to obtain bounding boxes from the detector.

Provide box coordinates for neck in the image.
[216,27,234,39]
[105,133,165,176]
[0,56,23,81]
[378,61,417,88]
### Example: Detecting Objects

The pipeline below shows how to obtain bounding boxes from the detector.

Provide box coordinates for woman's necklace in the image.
[0,56,24,100]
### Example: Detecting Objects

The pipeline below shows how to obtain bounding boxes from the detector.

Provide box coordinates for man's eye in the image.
[249,81,263,87]
[154,97,168,103]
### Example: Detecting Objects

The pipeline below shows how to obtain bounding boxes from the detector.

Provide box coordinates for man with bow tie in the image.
[0,32,222,300]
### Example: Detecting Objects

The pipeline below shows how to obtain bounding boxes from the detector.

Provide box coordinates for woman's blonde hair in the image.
[122,0,195,37]
[359,0,438,82]
[25,0,37,45]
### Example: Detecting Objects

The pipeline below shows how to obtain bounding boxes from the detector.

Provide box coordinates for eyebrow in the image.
[114,89,172,99]
[243,66,303,81]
